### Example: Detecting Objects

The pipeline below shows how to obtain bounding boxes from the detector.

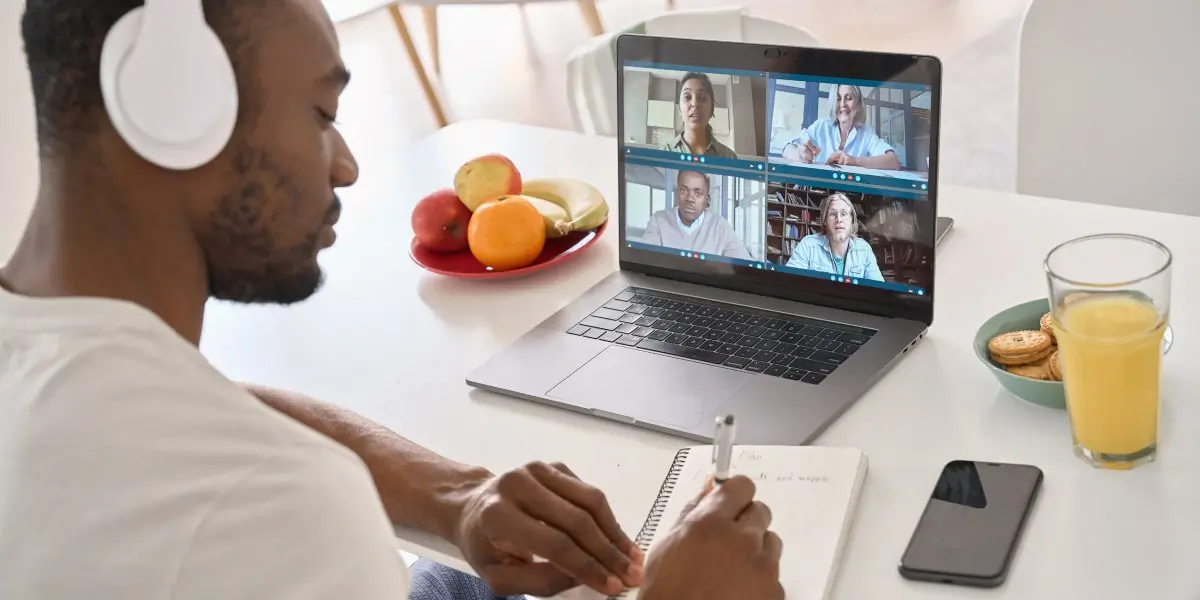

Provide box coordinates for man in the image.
[0,2,784,600]
[641,170,754,260]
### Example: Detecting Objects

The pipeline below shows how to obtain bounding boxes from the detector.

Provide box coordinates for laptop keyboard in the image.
[565,287,876,385]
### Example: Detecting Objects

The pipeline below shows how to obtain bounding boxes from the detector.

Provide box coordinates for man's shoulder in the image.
[795,234,825,249]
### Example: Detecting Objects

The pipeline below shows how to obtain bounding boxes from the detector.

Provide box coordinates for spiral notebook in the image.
[609,445,868,600]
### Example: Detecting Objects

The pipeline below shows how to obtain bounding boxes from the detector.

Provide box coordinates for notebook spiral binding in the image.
[608,447,692,600]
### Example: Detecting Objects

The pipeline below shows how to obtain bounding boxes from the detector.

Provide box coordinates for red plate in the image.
[409,219,608,279]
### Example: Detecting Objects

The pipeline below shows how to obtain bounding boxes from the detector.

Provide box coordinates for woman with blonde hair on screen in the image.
[780,84,901,170]
[785,193,884,281]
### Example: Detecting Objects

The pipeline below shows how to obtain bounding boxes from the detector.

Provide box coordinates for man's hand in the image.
[453,461,643,597]
[637,475,783,600]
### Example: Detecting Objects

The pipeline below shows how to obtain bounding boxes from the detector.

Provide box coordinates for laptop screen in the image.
[617,37,940,323]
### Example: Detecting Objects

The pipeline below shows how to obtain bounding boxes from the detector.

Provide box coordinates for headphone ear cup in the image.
[99,7,238,171]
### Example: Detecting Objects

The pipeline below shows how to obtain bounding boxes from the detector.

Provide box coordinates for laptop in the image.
[466,36,943,445]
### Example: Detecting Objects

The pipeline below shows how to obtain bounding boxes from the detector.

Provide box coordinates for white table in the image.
[200,119,1200,599]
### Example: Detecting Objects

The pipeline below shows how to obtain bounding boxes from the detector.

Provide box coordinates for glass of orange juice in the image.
[1045,234,1171,470]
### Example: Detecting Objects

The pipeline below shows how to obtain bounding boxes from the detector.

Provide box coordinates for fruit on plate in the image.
[514,194,571,239]
[522,178,609,234]
[411,188,472,253]
[454,154,523,212]
[467,195,547,271]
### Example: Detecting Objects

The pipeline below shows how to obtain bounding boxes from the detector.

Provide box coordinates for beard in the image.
[200,146,333,305]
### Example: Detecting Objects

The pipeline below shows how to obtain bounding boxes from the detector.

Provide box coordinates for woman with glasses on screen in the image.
[780,84,901,171]
[661,72,739,159]
[785,193,884,281]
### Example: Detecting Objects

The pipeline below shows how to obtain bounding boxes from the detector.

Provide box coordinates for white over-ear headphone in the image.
[99,1,238,170]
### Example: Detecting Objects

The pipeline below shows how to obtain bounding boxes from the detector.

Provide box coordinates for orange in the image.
[467,195,547,270]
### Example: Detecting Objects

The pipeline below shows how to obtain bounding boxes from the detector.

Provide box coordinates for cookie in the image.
[1047,350,1061,381]
[990,344,1054,366]
[988,330,1053,359]
[1007,359,1051,381]
[1039,312,1055,339]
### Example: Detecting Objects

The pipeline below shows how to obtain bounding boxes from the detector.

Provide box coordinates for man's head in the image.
[674,170,710,225]
[20,0,358,305]
[820,193,858,241]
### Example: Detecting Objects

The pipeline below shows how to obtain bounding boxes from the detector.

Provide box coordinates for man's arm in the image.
[242,383,489,543]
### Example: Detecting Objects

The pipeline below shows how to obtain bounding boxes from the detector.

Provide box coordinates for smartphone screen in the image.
[898,460,1043,586]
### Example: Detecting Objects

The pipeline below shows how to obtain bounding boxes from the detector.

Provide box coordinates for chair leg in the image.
[387,3,449,129]
[576,0,605,37]
[666,0,675,9]
[421,6,440,75]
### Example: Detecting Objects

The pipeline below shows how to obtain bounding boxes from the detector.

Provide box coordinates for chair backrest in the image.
[1016,0,1200,214]
[566,7,820,138]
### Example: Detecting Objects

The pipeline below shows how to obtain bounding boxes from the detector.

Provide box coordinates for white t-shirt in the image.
[0,286,410,599]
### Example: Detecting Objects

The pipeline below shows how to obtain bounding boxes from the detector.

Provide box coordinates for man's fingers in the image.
[481,561,578,598]
[763,531,784,563]
[736,500,773,535]
[487,506,622,596]
[542,463,638,557]
[694,475,756,520]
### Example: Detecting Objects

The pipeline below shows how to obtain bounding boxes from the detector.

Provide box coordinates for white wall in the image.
[0,0,38,262]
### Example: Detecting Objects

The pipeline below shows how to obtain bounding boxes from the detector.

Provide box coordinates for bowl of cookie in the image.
[974,297,1175,409]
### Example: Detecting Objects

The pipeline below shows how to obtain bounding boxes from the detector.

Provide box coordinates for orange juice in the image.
[1054,293,1166,466]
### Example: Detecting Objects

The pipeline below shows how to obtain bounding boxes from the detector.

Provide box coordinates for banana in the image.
[521,178,610,234]
[519,195,571,239]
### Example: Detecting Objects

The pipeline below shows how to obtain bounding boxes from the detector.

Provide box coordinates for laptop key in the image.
[745,326,767,337]
[770,353,794,366]
[737,335,759,346]
[579,316,619,330]
[728,323,749,334]
[819,330,841,341]
[631,295,651,304]
[583,329,605,339]
[800,326,823,336]
[648,330,670,341]
[635,316,657,326]
[728,313,750,324]
[700,341,723,352]
[720,332,742,343]
[703,330,724,341]
[644,307,664,317]
[669,323,690,334]
[686,326,708,336]
[567,325,589,335]
[735,347,758,359]
[592,307,626,320]
[766,319,787,330]
[659,310,681,320]
[838,332,870,345]
[603,300,632,311]
[679,304,699,314]
[780,333,801,344]
[682,337,704,348]
[667,333,688,344]
[782,369,807,381]
[664,301,683,310]
[755,350,777,362]
[617,335,642,346]
[745,361,770,373]
[633,326,654,337]
[619,314,640,324]
[802,372,827,385]
[761,330,783,341]
[838,343,860,355]
[764,365,789,377]
[791,347,815,359]
[645,298,668,308]
[810,350,846,365]
[799,336,820,348]
[615,323,638,334]
[636,338,730,365]
[774,343,798,354]
[746,316,768,326]
[600,331,622,342]
[676,314,697,325]
[723,356,750,369]
[754,339,779,351]
[694,317,714,327]
[614,290,636,302]
[817,340,841,351]
[714,310,733,320]
[719,343,739,354]
[626,304,648,314]
[789,357,836,375]
[709,320,732,331]
[783,323,804,333]
[651,319,672,329]
[695,307,715,317]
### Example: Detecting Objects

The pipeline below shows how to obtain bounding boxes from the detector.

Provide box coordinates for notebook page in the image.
[635,445,866,600]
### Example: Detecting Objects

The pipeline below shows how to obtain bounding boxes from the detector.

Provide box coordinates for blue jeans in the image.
[409,558,526,600]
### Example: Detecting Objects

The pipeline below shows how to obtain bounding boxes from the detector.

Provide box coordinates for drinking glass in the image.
[1044,233,1171,470]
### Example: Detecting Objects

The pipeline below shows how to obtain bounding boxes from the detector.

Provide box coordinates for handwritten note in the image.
[690,446,836,484]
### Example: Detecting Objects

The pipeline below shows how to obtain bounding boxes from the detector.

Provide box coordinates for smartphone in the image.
[898,460,1043,588]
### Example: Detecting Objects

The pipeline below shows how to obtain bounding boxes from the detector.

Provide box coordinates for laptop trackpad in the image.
[547,346,750,429]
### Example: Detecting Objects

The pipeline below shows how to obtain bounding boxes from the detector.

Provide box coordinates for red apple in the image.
[412,188,473,253]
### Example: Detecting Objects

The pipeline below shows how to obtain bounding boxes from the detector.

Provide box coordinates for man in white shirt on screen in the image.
[0,2,785,600]
[640,170,754,260]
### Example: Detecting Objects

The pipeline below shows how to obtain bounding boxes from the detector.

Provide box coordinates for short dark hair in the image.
[678,72,716,106]
[20,1,258,157]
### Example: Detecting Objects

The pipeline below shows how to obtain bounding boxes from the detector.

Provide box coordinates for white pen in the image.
[712,414,737,483]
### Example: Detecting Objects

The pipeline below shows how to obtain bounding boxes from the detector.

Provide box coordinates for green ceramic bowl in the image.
[974,298,1174,410]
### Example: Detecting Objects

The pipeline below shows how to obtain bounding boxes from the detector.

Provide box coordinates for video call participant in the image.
[785,193,884,281]
[661,72,738,159]
[641,171,754,260]
[779,84,901,170]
